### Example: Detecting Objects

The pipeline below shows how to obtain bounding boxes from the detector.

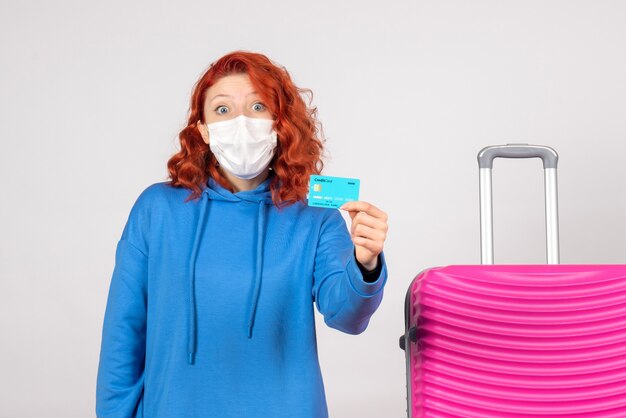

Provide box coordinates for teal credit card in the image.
[308,175,360,209]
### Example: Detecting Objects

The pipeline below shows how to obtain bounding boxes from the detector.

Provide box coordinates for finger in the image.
[340,201,387,221]
[353,236,384,254]
[350,212,388,235]
[352,224,387,243]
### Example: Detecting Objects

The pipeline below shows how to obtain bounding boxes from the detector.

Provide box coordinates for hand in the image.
[340,201,388,271]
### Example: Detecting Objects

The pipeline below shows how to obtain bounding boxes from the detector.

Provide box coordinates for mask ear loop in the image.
[200,120,219,169]
[268,137,280,172]
[205,144,219,168]
[268,151,275,170]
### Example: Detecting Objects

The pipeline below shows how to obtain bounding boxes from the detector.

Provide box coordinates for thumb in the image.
[347,210,357,221]
[340,203,357,220]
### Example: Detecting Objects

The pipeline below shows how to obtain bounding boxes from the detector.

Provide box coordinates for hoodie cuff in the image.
[355,250,383,283]
[347,251,388,298]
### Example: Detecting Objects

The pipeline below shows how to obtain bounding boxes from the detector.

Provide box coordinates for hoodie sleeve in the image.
[96,190,152,418]
[312,209,388,335]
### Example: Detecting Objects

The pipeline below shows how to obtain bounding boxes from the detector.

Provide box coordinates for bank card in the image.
[308,175,360,209]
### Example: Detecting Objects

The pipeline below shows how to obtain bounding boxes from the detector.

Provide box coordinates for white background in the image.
[1,0,625,416]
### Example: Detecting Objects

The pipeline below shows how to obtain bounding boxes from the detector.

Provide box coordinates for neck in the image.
[220,168,271,192]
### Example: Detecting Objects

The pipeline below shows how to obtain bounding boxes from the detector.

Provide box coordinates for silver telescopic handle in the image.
[477,144,560,265]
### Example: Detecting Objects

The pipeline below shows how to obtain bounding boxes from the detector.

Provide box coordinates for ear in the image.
[196,120,209,144]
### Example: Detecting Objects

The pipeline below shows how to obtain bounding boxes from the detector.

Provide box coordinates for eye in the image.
[252,102,266,112]
[215,105,229,115]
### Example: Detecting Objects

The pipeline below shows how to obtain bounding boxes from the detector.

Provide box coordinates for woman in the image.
[96,51,389,418]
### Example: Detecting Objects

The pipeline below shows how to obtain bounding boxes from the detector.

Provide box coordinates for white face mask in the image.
[206,115,278,180]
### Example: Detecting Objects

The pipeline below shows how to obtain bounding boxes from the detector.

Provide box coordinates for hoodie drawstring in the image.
[188,194,211,365]
[247,200,267,338]
[187,188,268,364]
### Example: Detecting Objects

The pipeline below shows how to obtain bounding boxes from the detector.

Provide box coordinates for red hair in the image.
[167,50,325,206]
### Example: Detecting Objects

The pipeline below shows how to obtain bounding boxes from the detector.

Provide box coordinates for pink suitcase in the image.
[399,145,626,417]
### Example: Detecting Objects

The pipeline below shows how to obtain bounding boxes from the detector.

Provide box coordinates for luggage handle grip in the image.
[478,144,558,169]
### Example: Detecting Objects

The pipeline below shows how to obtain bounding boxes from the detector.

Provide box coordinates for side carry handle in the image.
[477,144,560,265]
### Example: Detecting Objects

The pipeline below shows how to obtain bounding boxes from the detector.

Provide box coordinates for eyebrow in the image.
[208,91,259,103]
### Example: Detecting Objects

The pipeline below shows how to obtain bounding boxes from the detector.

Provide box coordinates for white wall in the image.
[1,0,625,416]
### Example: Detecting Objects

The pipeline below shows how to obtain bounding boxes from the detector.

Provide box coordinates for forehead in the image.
[205,73,255,99]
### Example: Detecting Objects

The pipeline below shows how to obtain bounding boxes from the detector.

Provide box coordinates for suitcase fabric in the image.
[400,145,626,417]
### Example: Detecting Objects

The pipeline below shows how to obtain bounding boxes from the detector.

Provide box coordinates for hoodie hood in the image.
[187,175,274,365]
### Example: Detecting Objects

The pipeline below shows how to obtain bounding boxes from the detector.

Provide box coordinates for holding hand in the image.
[340,201,388,271]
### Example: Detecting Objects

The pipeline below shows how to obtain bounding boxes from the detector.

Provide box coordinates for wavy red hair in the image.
[167,51,325,206]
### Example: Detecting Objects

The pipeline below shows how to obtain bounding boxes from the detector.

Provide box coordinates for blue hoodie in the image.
[96,175,388,418]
